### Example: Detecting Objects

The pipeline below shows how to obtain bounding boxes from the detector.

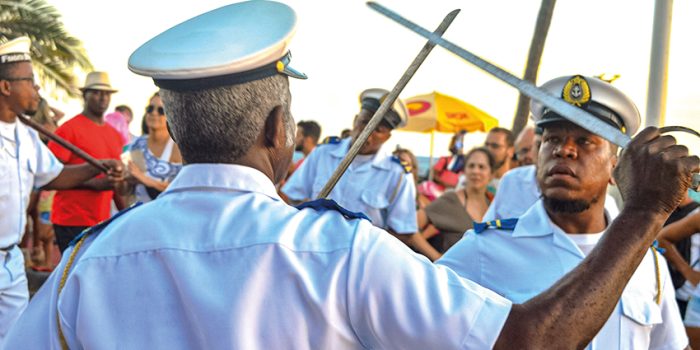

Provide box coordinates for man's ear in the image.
[609,153,618,185]
[0,80,11,96]
[264,105,285,148]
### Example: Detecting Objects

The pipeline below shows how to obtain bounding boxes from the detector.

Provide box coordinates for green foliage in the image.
[0,0,92,97]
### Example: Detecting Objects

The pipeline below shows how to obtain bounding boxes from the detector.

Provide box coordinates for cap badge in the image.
[562,75,591,107]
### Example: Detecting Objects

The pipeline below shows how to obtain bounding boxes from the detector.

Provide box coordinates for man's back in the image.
[8,164,512,349]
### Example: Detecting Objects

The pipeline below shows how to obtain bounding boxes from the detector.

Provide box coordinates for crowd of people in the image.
[1,1,700,348]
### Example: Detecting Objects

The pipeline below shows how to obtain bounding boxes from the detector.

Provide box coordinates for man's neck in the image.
[82,110,104,124]
[302,144,315,157]
[0,105,18,123]
[546,201,607,234]
[495,160,510,179]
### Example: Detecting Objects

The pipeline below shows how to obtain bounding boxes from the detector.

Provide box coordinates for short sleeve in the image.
[347,223,511,349]
[385,172,418,234]
[436,230,483,284]
[33,136,64,188]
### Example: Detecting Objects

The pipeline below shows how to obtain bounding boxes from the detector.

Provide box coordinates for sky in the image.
[46,0,699,157]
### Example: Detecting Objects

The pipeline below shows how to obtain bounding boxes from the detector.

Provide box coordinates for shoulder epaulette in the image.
[295,198,371,222]
[473,218,518,234]
[68,202,143,247]
[320,136,341,145]
[391,155,412,174]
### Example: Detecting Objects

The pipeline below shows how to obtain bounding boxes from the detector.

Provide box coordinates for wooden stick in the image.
[316,8,460,199]
[18,115,110,173]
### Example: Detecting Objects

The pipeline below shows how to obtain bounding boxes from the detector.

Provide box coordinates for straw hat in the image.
[80,71,118,93]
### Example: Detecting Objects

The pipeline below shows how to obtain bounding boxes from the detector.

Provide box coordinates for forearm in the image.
[495,209,667,349]
[409,233,442,261]
[77,177,113,191]
[43,164,101,190]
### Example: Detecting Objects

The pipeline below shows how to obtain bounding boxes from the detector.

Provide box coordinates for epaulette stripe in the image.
[67,202,143,247]
[473,218,518,234]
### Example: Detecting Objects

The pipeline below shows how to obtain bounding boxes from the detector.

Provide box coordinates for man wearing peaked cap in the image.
[0,37,123,346]
[8,4,699,349]
[440,75,689,349]
[47,70,125,253]
[283,87,443,261]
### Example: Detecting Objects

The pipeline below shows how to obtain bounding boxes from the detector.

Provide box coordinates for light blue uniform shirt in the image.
[0,119,63,247]
[483,165,620,221]
[439,200,688,350]
[0,119,62,346]
[6,164,512,349]
[283,138,417,234]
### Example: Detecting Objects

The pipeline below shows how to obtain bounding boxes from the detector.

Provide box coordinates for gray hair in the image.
[160,75,293,163]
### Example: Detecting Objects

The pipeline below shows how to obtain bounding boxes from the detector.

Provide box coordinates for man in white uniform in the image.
[0,37,122,345]
[439,75,688,349]
[6,3,698,349]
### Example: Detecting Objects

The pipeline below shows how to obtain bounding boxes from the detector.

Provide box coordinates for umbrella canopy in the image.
[402,91,498,133]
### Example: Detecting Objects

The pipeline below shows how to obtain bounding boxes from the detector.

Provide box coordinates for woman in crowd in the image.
[122,92,182,203]
[416,147,495,254]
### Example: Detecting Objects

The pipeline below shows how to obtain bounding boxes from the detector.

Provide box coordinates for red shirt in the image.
[48,114,123,226]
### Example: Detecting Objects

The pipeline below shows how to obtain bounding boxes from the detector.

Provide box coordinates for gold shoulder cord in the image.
[651,246,662,305]
[388,171,405,204]
[57,234,89,350]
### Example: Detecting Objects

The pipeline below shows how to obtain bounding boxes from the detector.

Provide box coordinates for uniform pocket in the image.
[618,293,661,349]
[360,189,389,209]
[620,294,662,326]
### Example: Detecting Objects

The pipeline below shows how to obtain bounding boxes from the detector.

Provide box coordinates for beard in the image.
[542,195,598,214]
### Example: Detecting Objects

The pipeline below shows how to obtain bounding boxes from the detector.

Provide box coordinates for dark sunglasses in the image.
[146,105,165,115]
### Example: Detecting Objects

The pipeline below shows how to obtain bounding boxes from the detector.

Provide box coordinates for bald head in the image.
[514,126,536,166]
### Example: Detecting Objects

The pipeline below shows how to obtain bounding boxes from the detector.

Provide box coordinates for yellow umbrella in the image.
[401,92,499,181]
[402,91,499,133]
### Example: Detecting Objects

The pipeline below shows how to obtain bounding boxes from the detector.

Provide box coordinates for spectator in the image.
[657,194,700,349]
[48,71,125,252]
[513,125,536,167]
[658,191,700,310]
[120,92,182,204]
[293,120,320,167]
[115,104,136,141]
[417,147,494,254]
[104,111,130,147]
[340,128,351,139]
[483,127,514,190]
[27,97,63,266]
[417,131,466,204]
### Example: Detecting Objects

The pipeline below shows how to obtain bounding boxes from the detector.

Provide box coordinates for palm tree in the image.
[511,0,556,136]
[0,0,92,97]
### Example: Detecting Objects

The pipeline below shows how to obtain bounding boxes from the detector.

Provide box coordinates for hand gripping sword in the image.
[367,2,700,191]
[316,8,461,199]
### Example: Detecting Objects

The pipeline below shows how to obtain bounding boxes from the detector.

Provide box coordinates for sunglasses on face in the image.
[146,105,165,115]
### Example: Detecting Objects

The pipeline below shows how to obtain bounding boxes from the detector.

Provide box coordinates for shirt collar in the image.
[329,138,392,170]
[512,199,612,238]
[162,163,281,201]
